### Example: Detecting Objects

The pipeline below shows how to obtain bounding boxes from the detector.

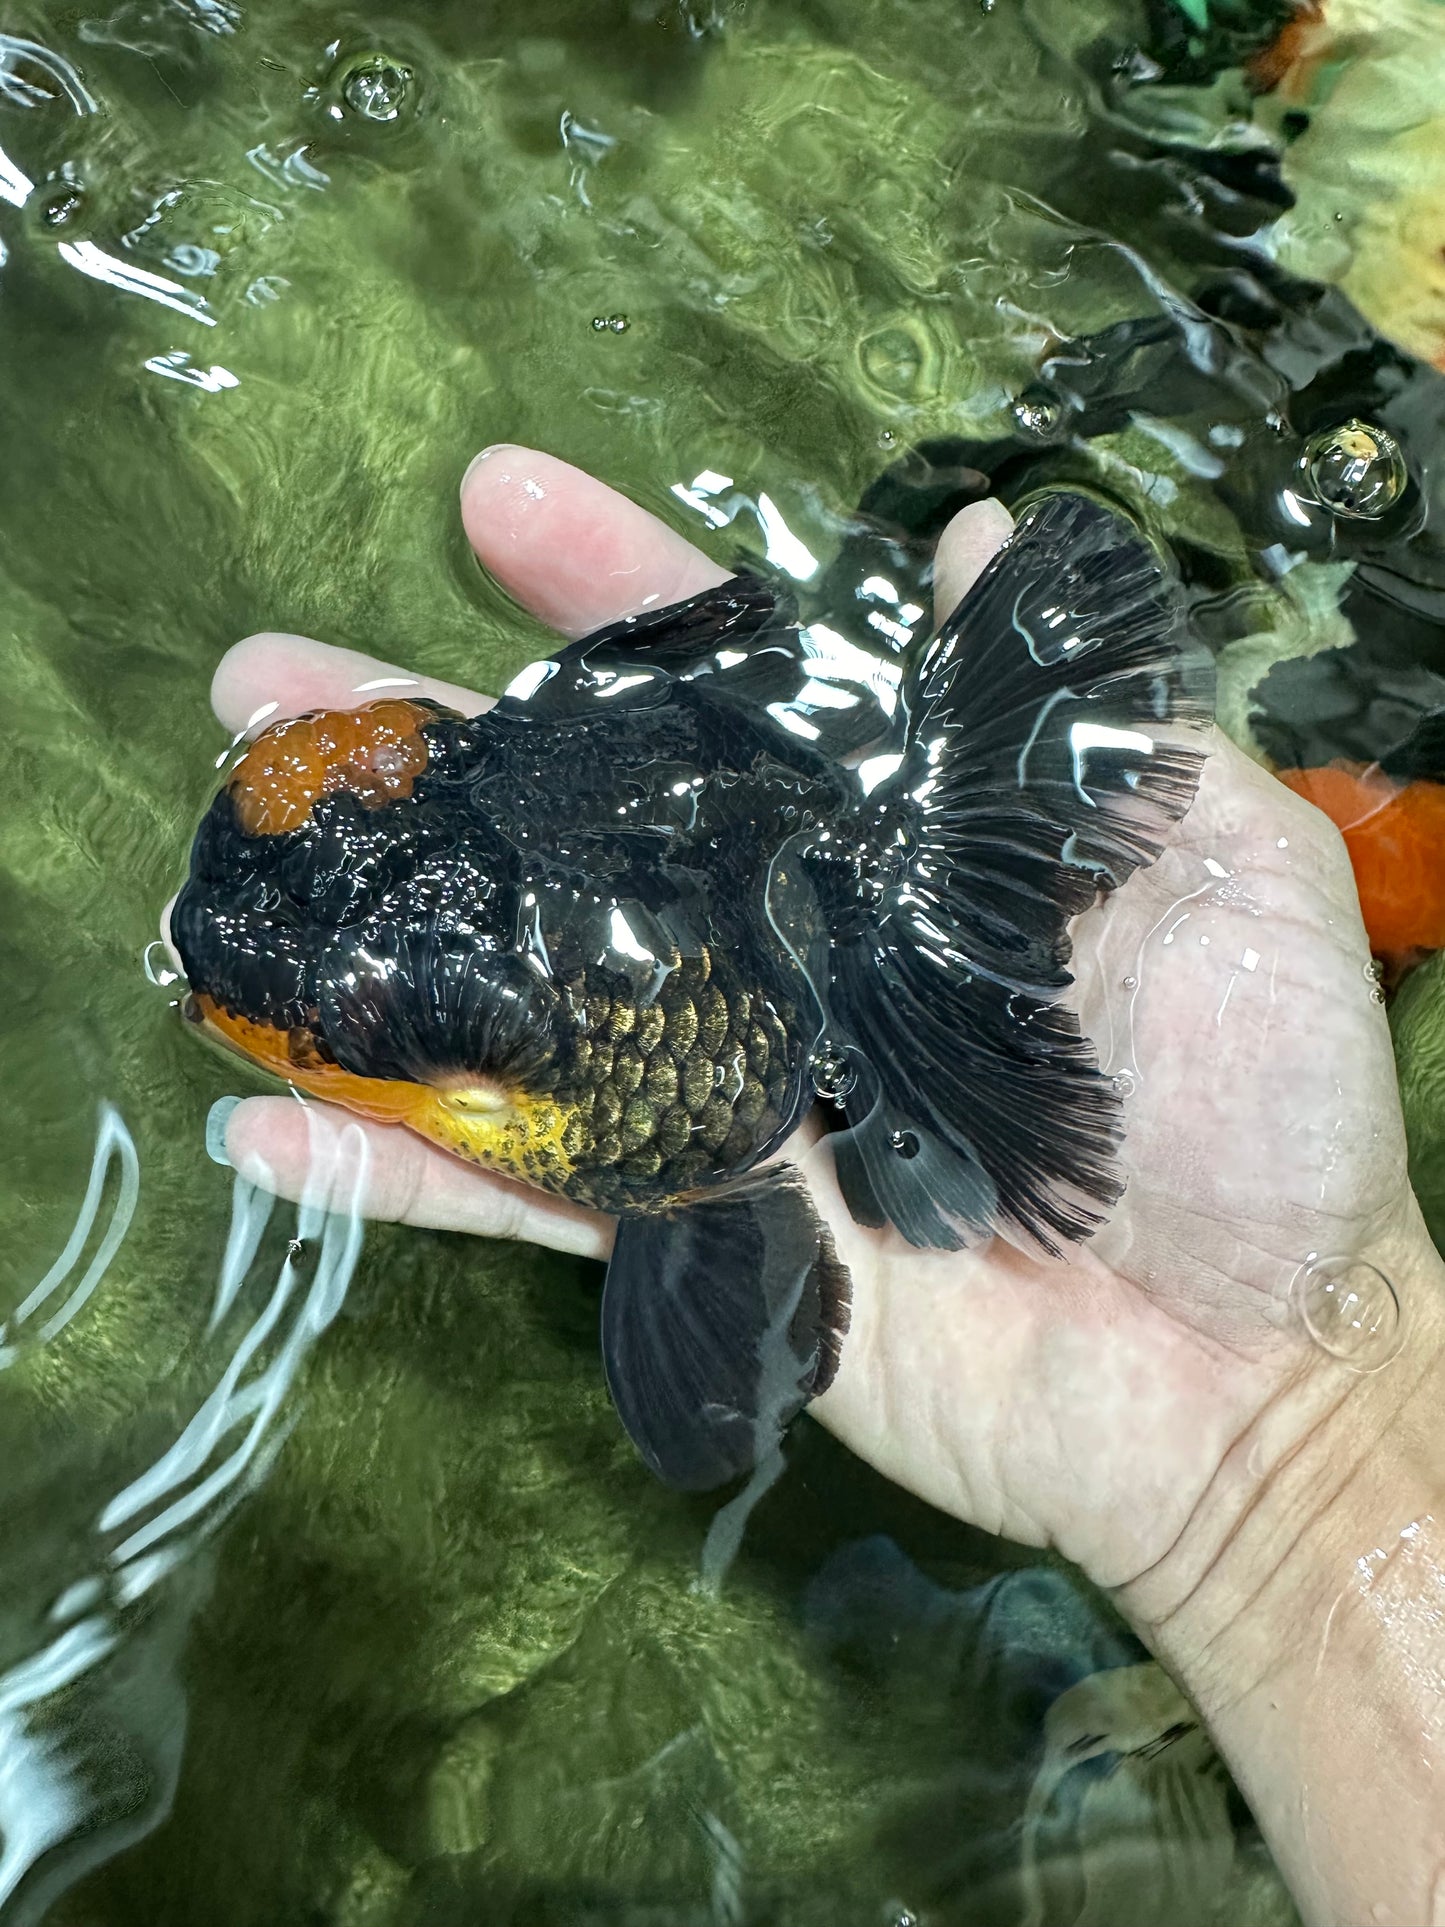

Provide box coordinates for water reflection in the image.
[1,0,1442,1917]
[0,1114,367,1921]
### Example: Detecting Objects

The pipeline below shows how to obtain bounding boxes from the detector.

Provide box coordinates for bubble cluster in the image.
[1012,396,1063,440]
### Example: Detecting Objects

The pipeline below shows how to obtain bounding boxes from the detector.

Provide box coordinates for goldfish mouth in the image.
[187,994,577,1188]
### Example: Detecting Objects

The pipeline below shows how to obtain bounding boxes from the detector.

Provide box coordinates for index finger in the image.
[210,448,730,736]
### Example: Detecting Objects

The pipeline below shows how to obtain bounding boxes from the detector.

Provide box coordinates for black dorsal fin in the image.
[498,572,894,758]
[810,491,1211,1253]
[600,1168,850,1491]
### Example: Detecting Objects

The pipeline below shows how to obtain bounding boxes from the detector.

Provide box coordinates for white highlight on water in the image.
[0,1106,368,1919]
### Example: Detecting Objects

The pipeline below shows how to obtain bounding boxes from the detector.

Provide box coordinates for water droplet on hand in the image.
[1299,418,1408,520]
[340,53,414,124]
[1291,1256,1403,1370]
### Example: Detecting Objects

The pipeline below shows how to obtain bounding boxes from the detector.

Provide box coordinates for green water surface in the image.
[2,0,1404,1918]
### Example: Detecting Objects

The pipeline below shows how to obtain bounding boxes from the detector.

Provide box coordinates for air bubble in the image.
[1370,985,1387,1006]
[1299,418,1407,520]
[143,940,179,988]
[1012,396,1062,440]
[1290,1256,1402,1371]
[1121,974,1138,990]
[339,53,414,123]
[809,1043,856,1105]
[593,313,629,333]
[1111,1070,1136,1099]
[889,1130,921,1159]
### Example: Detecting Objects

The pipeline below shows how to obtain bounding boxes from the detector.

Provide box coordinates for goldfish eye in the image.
[439,1086,511,1117]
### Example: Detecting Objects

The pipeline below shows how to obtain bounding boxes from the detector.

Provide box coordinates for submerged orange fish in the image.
[1276,763,1445,958]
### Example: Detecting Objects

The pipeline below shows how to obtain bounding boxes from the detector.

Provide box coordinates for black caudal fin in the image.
[819,491,1211,1253]
[600,1170,850,1491]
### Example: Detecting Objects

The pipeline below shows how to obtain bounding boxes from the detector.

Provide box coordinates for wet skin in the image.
[175,446,1445,1925]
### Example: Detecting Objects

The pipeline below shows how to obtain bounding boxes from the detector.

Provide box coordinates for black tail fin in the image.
[815,492,1211,1252]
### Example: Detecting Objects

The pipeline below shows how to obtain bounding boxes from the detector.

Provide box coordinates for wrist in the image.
[1117,1214,1445,1926]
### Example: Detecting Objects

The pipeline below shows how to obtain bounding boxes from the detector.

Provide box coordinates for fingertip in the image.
[933,498,1015,626]
[220,1094,300,1188]
[459,443,727,638]
[209,633,490,734]
[210,634,303,737]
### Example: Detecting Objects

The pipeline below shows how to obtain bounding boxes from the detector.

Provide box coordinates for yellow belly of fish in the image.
[191,996,577,1190]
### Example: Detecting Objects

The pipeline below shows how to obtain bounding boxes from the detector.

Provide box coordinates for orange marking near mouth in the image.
[1277,764,1445,956]
[191,995,576,1186]
[192,996,432,1121]
[229,700,433,836]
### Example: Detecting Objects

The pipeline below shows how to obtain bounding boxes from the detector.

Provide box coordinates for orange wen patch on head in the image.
[1277,763,1445,956]
[228,698,433,836]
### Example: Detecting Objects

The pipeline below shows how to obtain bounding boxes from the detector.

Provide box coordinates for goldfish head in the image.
[173,700,586,1192]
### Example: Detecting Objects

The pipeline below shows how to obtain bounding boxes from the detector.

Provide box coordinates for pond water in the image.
[2,0,1444,1921]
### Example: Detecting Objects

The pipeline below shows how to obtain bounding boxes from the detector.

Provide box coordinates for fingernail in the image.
[206,1096,241,1167]
[461,444,519,495]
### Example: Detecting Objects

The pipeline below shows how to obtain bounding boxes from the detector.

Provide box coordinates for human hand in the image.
[183,446,1435,1589]
[176,446,1445,1927]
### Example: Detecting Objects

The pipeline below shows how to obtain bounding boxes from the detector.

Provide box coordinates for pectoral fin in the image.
[600,1170,850,1491]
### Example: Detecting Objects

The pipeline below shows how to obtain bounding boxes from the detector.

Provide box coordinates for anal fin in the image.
[600,1169,850,1491]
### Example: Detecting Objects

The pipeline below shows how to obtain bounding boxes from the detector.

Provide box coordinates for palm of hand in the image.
[809,732,1408,1587]
[192,449,1411,1595]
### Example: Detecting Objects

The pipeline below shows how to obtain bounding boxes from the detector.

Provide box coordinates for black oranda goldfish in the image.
[173,493,1209,1489]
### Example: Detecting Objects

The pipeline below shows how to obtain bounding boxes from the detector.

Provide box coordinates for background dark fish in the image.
[173,493,1209,1488]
